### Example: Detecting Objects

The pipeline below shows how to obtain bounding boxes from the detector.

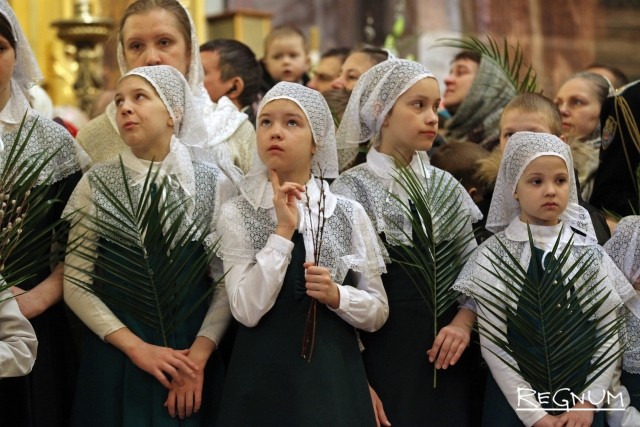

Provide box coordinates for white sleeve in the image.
[63,177,126,340]
[0,289,37,378]
[606,359,640,427]
[329,271,388,332]
[196,255,231,345]
[224,234,294,327]
[477,303,549,426]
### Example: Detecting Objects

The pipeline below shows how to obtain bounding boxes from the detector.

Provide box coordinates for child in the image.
[604,216,640,427]
[260,25,310,93]
[331,58,484,426]
[480,92,611,244]
[200,39,262,125]
[0,284,37,378]
[454,132,635,427]
[64,65,235,426]
[215,82,388,426]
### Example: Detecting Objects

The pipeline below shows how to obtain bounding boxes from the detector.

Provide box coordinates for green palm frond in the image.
[65,160,219,346]
[386,159,476,387]
[436,35,538,94]
[1,114,65,298]
[473,227,624,411]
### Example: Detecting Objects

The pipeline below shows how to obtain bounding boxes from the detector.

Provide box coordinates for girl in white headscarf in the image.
[76,0,255,186]
[64,65,236,426]
[215,82,388,426]
[331,58,483,426]
[454,132,636,427]
[604,216,640,427]
[0,2,89,427]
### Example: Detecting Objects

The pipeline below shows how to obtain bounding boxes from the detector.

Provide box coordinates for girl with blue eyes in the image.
[331,58,483,426]
[215,82,388,426]
[454,132,636,427]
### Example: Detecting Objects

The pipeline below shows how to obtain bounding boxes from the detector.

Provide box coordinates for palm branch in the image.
[385,159,476,387]
[473,226,624,412]
[1,114,65,299]
[65,159,219,347]
[436,35,539,94]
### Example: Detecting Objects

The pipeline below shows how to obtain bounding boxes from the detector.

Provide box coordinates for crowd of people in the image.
[1,0,640,426]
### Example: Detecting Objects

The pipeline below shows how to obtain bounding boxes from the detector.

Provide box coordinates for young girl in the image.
[331,58,484,426]
[0,2,88,426]
[64,65,235,426]
[454,132,636,427]
[77,0,254,185]
[604,216,640,427]
[215,82,388,426]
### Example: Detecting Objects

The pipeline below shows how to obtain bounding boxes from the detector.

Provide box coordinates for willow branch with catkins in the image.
[301,170,326,362]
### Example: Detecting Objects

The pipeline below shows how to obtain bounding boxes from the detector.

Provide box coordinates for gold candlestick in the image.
[52,0,113,113]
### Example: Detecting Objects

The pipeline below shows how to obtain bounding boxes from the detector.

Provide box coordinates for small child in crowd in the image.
[260,25,310,93]
[454,132,635,427]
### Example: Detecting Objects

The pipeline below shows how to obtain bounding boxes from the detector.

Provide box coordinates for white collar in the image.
[240,172,337,220]
[505,218,580,253]
[366,148,431,181]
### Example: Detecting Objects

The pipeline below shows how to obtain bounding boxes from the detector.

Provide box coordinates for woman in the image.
[0,2,89,426]
[329,45,390,171]
[76,0,255,185]
[554,71,610,201]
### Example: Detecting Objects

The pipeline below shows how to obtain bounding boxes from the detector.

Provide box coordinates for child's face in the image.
[499,110,555,151]
[114,75,173,159]
[121,9,191,76]
[379,78,440,161]
[554,78,602,141]
[515,155,569,226]
[257,99,314,175]
[264,36,309,82]
[331,52,374,91]
[201,50,233,104]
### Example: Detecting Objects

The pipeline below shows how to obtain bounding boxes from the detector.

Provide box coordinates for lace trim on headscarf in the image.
[487,131,598,243]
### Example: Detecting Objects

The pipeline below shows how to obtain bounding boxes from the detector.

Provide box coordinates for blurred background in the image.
[14,0,640,113]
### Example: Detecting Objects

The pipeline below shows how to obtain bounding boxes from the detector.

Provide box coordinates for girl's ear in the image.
[560,133,567,143]
[168,117,174,128]
[513,191,519,201]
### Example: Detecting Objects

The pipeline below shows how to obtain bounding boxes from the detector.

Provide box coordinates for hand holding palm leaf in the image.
[472,227,624,415]
[386,159,476,387]
[65,159,219,347]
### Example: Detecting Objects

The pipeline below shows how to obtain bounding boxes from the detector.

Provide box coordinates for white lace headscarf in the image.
[604,216,640,284]
[113,0,246,173]
[336,58,436,148]
[488,131,597,243]
[118,65,199,213]
[252,81,339,179]
[0,0,42,97]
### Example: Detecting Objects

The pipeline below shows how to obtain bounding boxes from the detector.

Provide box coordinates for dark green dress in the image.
[70,240,224,427]
[360,236,483,427]
[481,247,604,427]
[217,232,376,427]
[69,161,227,427]
[0,110,84,427]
